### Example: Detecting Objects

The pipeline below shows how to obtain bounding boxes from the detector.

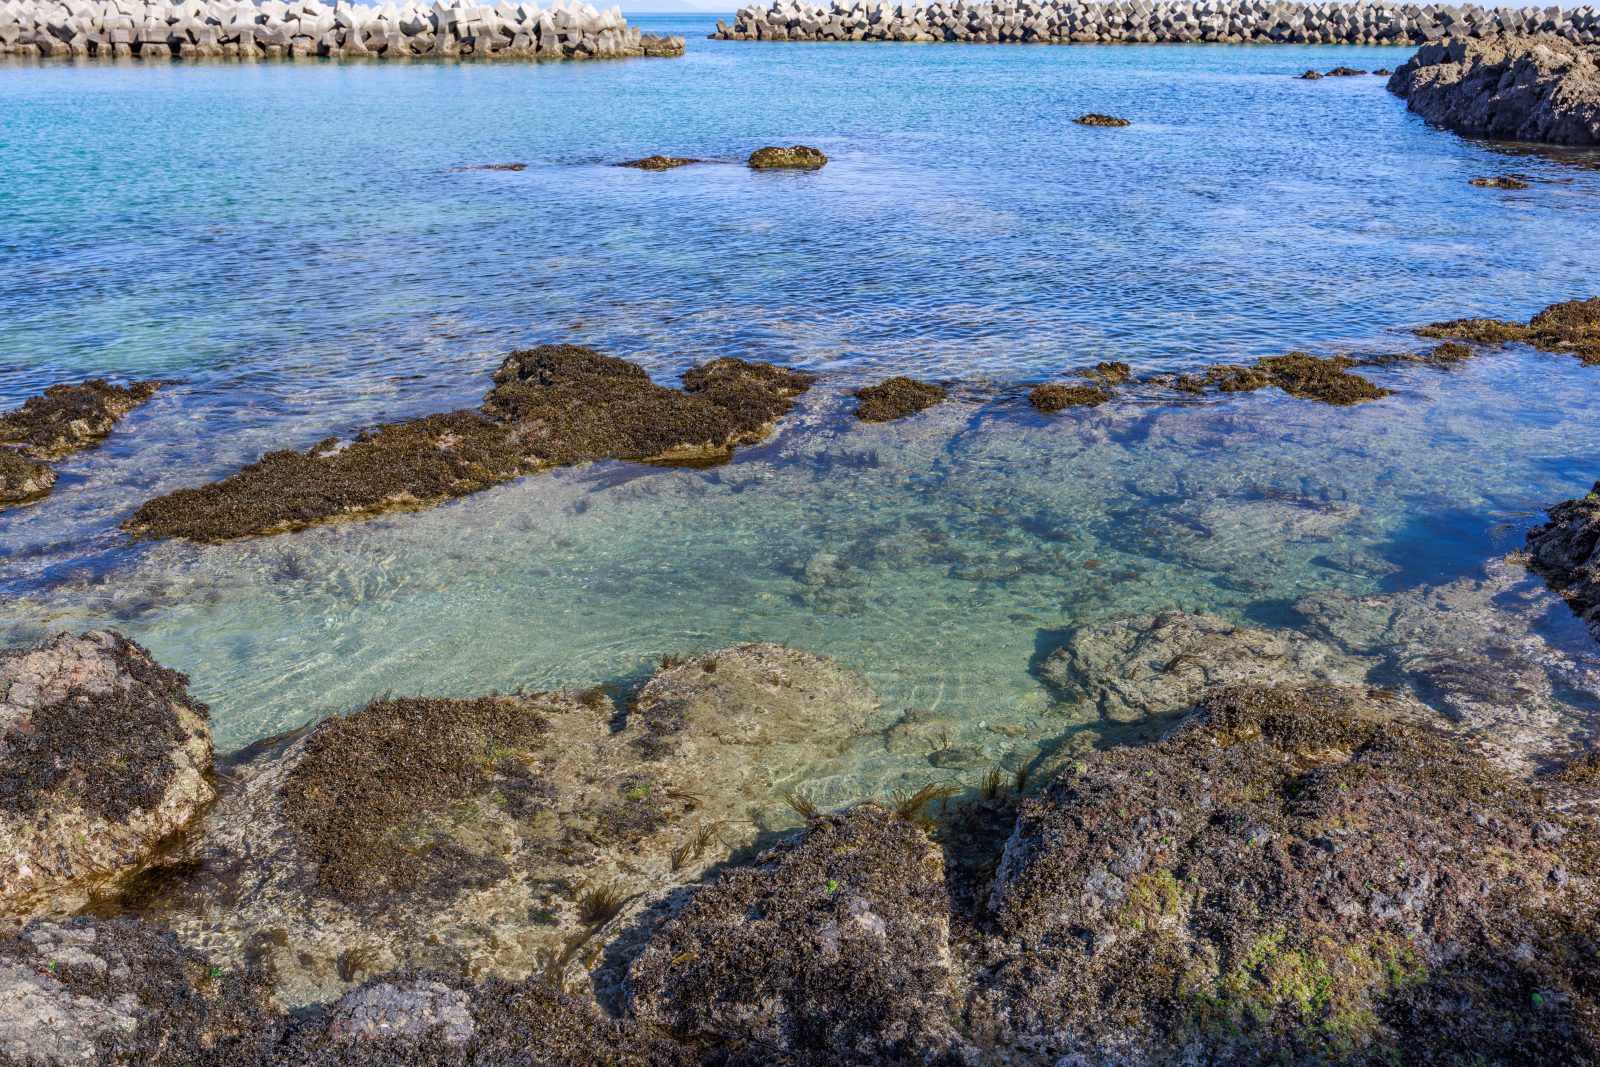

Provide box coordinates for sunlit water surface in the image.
[3,22,1600,796]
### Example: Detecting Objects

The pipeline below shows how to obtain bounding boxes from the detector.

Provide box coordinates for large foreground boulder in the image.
[0,917,279,1066]
[977,685,1600,1063]
[0,631,213,918]
[1526,481,1600,641]
[1388,35,1600,145]
[129,644,880,1008]
[627,804,963,1066]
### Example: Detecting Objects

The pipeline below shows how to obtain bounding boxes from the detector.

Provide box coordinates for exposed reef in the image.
[1526,481,1600,641]
[747,145,828,170]
[1417,296,1600,363]
[127,643,880,1008]
[0,0,685,61]
[0,631,213,919]
[1389,34,1600,146]
[614,155,704,170]
[978,683,1600,1063]
[1471,175,1531,188]
[1073,112,1129,126]
[852,376,948,422]
[0,378,159,512]
[124,346,814,541]
[1030,383,1110,411]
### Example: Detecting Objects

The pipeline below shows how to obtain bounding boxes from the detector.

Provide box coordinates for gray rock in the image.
[1388,33,1600,144]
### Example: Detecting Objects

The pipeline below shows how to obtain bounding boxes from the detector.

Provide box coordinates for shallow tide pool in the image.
[3,23,1600,795]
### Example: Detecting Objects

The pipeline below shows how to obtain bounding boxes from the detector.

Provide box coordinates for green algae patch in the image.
[852,376,947,422]
[1180,353,1392,405]
[614,155,704,170]
[124,410,526,542]
[1030,383,1112,412]
[0,378,160,461]
[747,145,828,170]
[982,684,1600,1062]
[126,345,814,541]
[280,695,551,905]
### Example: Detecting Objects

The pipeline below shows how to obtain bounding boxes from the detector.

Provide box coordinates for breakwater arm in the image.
[0,0,685,59]
[711,1,1598,45]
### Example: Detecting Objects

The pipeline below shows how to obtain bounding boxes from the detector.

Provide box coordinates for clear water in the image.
[3,23,1600,794]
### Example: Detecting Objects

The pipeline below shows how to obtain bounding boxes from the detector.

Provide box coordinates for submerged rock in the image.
[1029,383,1110,412]
[627,804,962,1066]
[129,644,879,1007]
[614,155,704,170]
[1388,34,1600,146]
[0,379,160,512]
[1073,113,1130,126]
[282,970,689,1066]
[1039,610,1364,728]
[851,376,947,422]
[0,916,280,1065]
[472,162,527,171]
[0,631,213,918]
[747,145,828,169]
[1526,481,1600,642]
[1177,352,1392,405]
[125,346,814,541]
[978,684,1600,1063]
[1471,175,1531,189]
[1325,65,1366,75]
[1417,296,1600,363]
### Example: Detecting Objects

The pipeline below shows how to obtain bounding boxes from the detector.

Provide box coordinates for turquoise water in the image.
[3,23,1600,790]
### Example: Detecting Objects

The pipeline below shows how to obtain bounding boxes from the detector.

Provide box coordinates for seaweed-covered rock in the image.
[1029,383,1110,412]
[1073,113,1130,126]
[0,631,213,918]
[977,685,1600,1064]
[126,347,814,541]
[628,805,961,1066]
[851,377,947,422]
[1471,175,1531,189]
[0,916,280,1066]
[0,379,160,462]
[0,379,160,513]
[1039,610,1364,728]
[1526,481,1600,642]
[282,970,689,1066]
[614,156,703,170]
[1298,69,1323,79]
[1417,297,1600,363]
[1388,34,1600,146]
[747,145,828,170]
[129,644,879,1008]
[1178,352,1392,405]
[0,449,56,510]
[1326,65,1366,75]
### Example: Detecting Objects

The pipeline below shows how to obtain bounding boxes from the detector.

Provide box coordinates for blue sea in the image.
[3,20,1599,793]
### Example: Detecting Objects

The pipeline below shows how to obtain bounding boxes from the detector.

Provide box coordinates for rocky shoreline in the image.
[0,0,685,60]
[1388,34,1600,144]
[712,0,1600,47]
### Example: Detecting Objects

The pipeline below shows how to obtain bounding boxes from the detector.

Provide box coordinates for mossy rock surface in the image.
[0,448,55,510]
[851,376,947,422]
[0,631,214,918]
[747,145,828,170]
[979,684,1600,1063]
[126,346,814,542]
[628,805,962,1066]
[1471,175,1531,189]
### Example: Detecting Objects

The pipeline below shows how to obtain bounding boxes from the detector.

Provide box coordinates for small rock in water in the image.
[852,376,947,422]
[1029,383,1110,412]
[1298,69,1324,79]
[473,163,527,171]
[1325,65,1367,75]
[1073,113,1130,126]
[748,144,828,169]
[1470,175,1531,189]
[614,155,704,170]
